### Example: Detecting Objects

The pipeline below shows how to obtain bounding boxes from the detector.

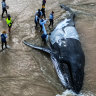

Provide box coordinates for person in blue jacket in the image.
[39,16,44,32]
[48,11,54,28]
[34,13,39,29]
[1,31,7,50]
[1,0,7,18]
[35,9,42,18]
[41,4,46,18]
[39,17,48,44]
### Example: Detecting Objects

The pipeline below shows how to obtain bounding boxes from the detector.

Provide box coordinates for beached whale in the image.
[23,5,85,94]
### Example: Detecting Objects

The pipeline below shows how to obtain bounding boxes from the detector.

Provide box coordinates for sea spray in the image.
[56,90,95,96]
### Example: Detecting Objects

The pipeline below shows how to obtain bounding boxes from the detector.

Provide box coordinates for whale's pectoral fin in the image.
[23,40,51,54]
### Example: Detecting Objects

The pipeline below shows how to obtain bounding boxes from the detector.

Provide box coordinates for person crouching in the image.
[41,34,48,45]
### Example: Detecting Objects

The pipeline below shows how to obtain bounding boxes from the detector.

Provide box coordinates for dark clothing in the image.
[1,34,7,50]
[38,11,42,18]
[2,8,7,17]
[40,25,42,32]
[41,34,47,39]
[48,13,54,27]
[49,19,54,27]
[8,23,12,28]
[2,1,7,17]
[35,21,38,29]
[1,34,6,42]
[41,34,47,44]
[42,0,46,5]
[1,41,7,50]
[41,8,46,18]
[39,19,44,32]
[34,15,39,29]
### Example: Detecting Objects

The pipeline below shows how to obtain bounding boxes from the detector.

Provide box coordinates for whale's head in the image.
[49,5,85,93]
[59,56,84,93]
[56,39,85,94]
[50,36,85,94]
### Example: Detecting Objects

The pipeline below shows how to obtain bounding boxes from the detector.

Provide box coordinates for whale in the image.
[23,5,85,94]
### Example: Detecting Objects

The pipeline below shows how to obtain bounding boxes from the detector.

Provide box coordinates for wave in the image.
[56,89,95,96]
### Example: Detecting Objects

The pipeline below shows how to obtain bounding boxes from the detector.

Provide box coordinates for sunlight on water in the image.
[56,90,95,96]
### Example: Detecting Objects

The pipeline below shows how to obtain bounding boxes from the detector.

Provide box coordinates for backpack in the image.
[1,34,6,42]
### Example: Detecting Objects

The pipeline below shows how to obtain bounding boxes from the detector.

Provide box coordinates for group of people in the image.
[1,0,12,50]
[0,0,54,50]
[34,0,54,44]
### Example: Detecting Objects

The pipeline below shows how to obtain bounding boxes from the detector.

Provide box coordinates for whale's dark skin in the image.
[23,5,85,94]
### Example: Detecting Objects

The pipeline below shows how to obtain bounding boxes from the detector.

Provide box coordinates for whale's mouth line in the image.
[58,57,76,90]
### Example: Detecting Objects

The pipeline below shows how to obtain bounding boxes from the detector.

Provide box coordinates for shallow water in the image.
[0,0,96,96]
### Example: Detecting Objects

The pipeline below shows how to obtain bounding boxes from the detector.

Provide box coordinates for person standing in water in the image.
[6,14,12,32]
[1,0,7,18]
[1,31,7,50]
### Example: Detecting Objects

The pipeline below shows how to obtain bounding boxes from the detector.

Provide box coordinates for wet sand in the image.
[0,0,96,96]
